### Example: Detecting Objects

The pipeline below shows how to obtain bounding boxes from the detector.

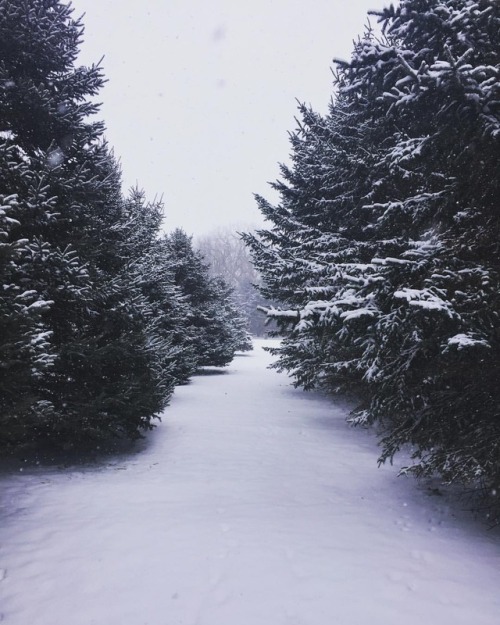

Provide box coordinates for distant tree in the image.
[165,229,252,367]
[196,227,275,336]
[138,232,199,385]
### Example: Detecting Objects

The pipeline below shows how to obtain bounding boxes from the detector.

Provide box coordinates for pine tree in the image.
[344,0,500,491]
[0,1,175,449]
[0,148,56,441]
[243,92,381,391]
[165,229,251,368]
[43,187,174,446]
[199,276,253,364]
[245,0,500,511]
[134,221,198,386]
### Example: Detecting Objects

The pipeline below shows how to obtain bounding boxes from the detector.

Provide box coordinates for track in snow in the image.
[0,339,499,624]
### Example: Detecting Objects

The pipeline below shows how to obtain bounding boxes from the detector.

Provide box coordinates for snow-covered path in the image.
[1,340,499,625]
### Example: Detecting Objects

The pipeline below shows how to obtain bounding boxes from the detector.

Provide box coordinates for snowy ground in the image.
[1,339,499,625]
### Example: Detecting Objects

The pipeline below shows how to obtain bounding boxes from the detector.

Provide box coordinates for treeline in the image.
[196,227,277,336]
[0,0,250,452]
[244,0,500,513]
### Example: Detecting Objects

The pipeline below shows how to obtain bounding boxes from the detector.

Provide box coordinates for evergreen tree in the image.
[199,275,253,363]
[165,229,251,368]
[0,1,176,449]
[245,0,500,511]
[43,187,175,446]
[136,230,198,386]
[244,93,380,391]
[0,150,57,442]
[345,0,500,491]
[0,0,102,445]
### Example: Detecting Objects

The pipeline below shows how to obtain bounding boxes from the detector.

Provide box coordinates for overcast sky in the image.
[75,1,390,236]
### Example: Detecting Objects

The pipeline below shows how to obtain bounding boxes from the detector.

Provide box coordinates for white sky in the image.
[75,1,390,236]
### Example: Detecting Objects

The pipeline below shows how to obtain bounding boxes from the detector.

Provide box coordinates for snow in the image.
[46,147,65,169]
[372,256,412,266]
[394,287,455,316]
[447,333,490,350]
[1,340,499,625]
[340,308,376,321]
[26,300,54,311]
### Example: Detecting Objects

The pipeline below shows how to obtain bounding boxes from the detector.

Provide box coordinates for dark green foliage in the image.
[245,0,500,514]
[136,232,198,386]
[0,1,190,451]
[164,229,252,368]
[199,276,253,362]
[0,0,250,453]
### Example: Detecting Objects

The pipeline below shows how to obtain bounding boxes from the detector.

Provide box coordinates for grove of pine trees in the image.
[244,0,500,513]
[0,0,250,453]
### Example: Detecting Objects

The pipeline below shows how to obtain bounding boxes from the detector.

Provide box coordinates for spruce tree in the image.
[345,0,500,491]
[245,0,500,511]
[0,1,175,449]
[165,229,251,368]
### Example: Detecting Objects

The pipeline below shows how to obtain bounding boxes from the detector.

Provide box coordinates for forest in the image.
[1,0,500,519]
[244,0,500,515]
[2,3,500,624]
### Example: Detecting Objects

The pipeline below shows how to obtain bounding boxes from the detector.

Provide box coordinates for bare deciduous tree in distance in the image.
[196,226,276,337]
